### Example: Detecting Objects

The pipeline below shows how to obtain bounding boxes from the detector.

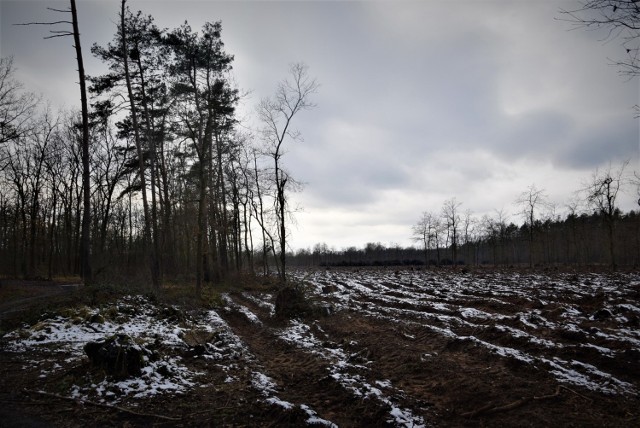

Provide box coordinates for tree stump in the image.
[322,285,339,294]
[84,334,147,378]
[274,287,311,319]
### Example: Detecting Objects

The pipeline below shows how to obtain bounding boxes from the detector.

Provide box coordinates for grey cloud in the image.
[3,0,638,251]
[558,120,639,168]
[496,110,575,160]
[290,133,412,207]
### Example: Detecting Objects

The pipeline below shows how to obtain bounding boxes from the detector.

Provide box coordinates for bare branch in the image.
[559,0,640,79]
[256,62,318,280]
[14,21,73,26]
[43,33,74,40]
[47,7,72,13]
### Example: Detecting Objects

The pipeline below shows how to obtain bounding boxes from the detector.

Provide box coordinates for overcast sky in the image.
[1,0,639,251]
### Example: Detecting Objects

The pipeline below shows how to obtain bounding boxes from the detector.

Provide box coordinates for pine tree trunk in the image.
[120,0,157,289]
[70,0,91,284]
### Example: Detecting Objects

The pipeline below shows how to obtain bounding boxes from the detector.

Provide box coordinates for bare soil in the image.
[0,268,638,427]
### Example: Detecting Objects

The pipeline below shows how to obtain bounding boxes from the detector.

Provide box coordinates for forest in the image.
[291,199,640,269]
[0,0,638,294]
[0,2,318,293]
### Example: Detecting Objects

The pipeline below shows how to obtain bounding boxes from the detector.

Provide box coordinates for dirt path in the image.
[0,285,81,337]
[0,291,64,316]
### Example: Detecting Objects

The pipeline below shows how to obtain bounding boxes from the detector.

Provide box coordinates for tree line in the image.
[290,165,640,269]
[290,210,640,269]
[0,1,317,294]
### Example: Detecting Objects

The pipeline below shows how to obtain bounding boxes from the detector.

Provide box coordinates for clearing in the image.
[0,267,639,426]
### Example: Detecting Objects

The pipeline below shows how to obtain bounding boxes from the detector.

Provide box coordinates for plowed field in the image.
[1,268,638,426]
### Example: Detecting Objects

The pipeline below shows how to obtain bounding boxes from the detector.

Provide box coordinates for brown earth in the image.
[0,268,638,427]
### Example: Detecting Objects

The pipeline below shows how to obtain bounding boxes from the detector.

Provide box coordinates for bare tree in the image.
[565,196,586,265]
[0,57,38,147]
[480,209,510,265]
[91,114,131,254]
[68,0,93,284]
[412,210,438,267]
[560,0,640,78]
[257,63,318,282]
[249,148,276,276]
[584,160,628,269]
[16,1,93,282]
[442,198,462,266]
[516,185,548,268]
[462,208,477,265]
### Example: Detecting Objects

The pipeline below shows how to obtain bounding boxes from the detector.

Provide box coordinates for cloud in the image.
[288,118,412,207]
[495,109,575,161]
[560,119,639,168]
[2,0,637,251]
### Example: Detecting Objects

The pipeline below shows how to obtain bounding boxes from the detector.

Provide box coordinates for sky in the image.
[1,0,639,251]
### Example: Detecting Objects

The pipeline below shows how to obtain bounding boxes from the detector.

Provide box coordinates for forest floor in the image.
[0,267,639,427]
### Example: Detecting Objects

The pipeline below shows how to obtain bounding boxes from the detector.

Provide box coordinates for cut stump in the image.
[84,334,147,378]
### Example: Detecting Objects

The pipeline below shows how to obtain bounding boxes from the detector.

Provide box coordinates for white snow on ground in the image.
[494,324,559,348]
[275,315,426,428]
[541,357,635,395]
[561,306,583,319]
[250,370,336,426]
[296,269,640,397]
[618,303,640,314]
[70,357,196,401]
[1,296,251,404]
[217,300,337,427]
[3,269,638,424]
[299,404,338,427]
[222,293,263,325]
[5,296,188,353]
[251,371,279,396]
[223,292,423,427]
[242,292,276,316]
[459,307,492,319]
[582,343,615,356]
[433,333,535,364]
[279,320,318,349]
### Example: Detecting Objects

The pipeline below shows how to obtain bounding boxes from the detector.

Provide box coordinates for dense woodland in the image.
[0,2,638,293]
[0,3,317,292]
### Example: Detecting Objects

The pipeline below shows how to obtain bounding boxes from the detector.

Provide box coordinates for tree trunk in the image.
[120,0,157,290]
[607,218,616,270]
[47,188,57,280]
[196,159,207,296]
[134,48,161,288]
[70,0,91,284]
[275,156,286,282]
[214,133,229,275]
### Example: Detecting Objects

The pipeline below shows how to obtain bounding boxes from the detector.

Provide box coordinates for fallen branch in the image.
[0,399,48,406]
[184,406,240,418]
[461,386,561,418]
[23,389,181,421]
[84,323,102,333]
[558,385,593,402]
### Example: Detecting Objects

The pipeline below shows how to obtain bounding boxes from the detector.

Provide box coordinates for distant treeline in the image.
[289,210,640,268]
